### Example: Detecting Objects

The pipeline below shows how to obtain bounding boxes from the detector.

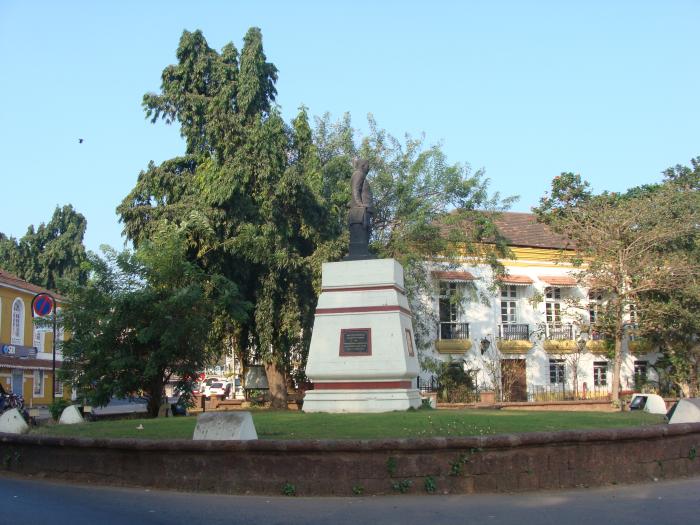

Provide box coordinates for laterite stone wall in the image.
[1,423,699,496]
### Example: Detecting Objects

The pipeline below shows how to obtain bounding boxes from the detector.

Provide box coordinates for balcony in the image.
[544,323,577,352]
[498,324,530,341]
[586,331,611,353]
[436,322,471,354]
[497,324,532,354]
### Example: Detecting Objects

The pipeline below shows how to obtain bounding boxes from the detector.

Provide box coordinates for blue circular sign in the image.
[33,293,54,317]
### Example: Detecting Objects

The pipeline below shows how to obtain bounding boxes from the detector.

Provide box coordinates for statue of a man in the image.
[346,158,374,260]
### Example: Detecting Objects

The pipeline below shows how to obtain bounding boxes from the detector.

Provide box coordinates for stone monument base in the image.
[303,258,422,413]
[303,386,421,413]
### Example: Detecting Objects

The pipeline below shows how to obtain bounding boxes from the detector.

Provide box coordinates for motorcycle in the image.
[0,388,30,422]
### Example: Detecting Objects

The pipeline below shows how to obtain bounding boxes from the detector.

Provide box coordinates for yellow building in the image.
[0,269,69,406]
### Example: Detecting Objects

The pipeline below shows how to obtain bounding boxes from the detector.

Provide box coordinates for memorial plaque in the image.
[405,328,415,357]
[339,328,372,356]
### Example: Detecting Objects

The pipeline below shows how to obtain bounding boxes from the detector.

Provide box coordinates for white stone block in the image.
[59,404,85,425]
[630,393,667,415]
[193,411,258,440]
[668,398,700,424]
[321,259,404,289]
[0,408,29,434]
[303,389,421,413]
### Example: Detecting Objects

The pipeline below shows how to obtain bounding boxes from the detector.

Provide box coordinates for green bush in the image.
[49,399,71,421]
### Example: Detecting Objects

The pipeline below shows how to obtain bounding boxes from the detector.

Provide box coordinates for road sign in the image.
[32,293,54,317]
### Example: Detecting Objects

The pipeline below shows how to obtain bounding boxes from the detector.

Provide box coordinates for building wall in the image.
[1,282,68,404]
[422,250,659,396]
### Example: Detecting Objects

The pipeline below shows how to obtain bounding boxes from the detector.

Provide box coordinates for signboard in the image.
[1,344,38,358]
[32,293,55,317]
[339,328,372,356]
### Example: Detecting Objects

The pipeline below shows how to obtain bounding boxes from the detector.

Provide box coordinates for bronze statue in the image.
[345,158,375,260]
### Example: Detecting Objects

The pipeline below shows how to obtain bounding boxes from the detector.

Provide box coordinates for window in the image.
[500,285,518,324]
[33,370,44,397]
[545,287,562,325]
[33,326,44,352]
[439,282,459,323]
[588,293,603,324]
[549,359,565,384]
[634,360,648,382]
[55,379,64,397]
[593,361,608,387]
[11,298,24,345]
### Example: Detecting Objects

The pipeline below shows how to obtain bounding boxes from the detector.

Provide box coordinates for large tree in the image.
[118,29,509,406]
[0,205,88,292]
[633,158,700,397]
[535,167,700,402]
[60,226,248,417]
[118,29,338,408]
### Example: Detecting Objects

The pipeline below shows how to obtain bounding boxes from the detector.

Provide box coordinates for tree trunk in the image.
[146,395,162,418]
[611,335,623,404]
[146,378,165,418]
[264,361,288,410]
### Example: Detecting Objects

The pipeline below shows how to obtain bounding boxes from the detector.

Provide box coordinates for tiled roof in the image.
[492,212,572,250]
[432,271,476,281]
[0,269,63,299]
[0,355,62,370]
[539,275,578,286]
[497,274,534,285]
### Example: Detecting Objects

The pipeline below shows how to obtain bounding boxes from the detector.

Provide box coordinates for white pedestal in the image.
[303,258,421,413]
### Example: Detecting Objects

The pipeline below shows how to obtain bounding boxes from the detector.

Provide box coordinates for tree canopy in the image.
[117,28,509,406]
[534,159,700,400]
[0,204,88,292]
[60,226,248,417]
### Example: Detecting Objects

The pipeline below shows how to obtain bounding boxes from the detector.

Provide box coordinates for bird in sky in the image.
[78,138,84,144]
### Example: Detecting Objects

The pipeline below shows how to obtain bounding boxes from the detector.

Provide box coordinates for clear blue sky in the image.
[1,1,698,254]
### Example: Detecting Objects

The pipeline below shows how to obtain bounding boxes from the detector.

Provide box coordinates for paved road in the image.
[1,475,698,525]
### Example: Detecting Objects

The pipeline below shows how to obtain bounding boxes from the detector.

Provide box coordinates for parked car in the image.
[207,381,232,399]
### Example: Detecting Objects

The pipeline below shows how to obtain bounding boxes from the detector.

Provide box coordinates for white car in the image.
[207,381,232,399]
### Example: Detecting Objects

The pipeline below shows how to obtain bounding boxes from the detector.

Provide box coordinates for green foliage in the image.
[282,482,296,496]
[121,29,511,404]
[59,225,248,417]
[436,360,478,403]
[391,480,413,493]
[449,455,466,476]
[313,113,513,361]
[534,161,700,400]
[351,485,364,496]
[386,456,397,476]
[0,205,88,292]
[424,476,437,493]
[689,446,697,461]
[48,399,71,421]
[120,28,340,407]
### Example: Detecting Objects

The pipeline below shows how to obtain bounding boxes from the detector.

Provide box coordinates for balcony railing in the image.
[498,324,530,341]
[439,322,470,340]
[546,323,574,340]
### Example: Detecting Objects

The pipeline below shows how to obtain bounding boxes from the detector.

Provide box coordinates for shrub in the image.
[49,399,71,421]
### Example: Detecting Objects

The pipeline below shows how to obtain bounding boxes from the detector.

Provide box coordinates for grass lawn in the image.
[30,409,665,441]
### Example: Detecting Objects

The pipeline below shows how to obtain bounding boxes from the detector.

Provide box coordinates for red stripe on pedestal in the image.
[314,381,412,390]
[322,284,406,294]
[315,305,412,316]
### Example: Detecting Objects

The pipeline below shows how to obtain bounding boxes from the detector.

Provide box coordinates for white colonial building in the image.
[420,212,658,401]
